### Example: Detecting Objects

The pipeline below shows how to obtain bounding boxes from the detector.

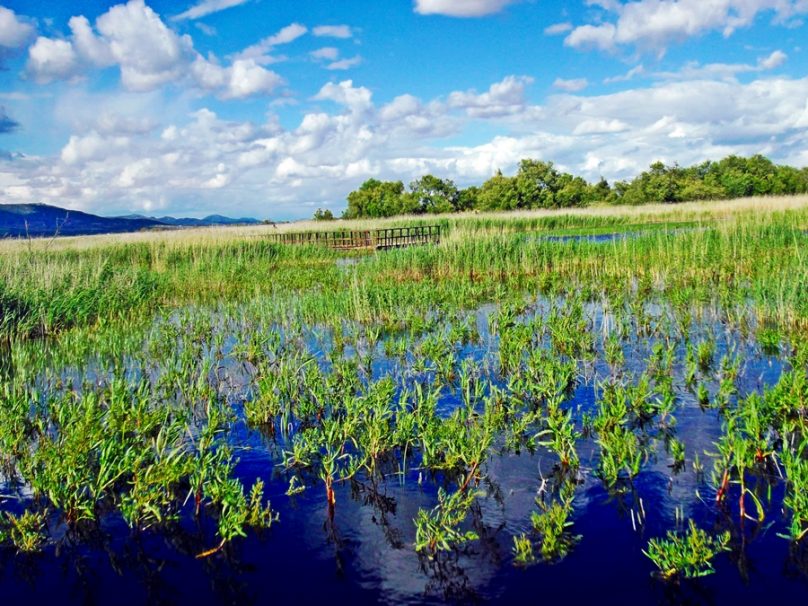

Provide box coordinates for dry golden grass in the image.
[1,194,806,254]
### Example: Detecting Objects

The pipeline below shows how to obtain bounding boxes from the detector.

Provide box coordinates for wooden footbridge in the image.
[267,225,441,251]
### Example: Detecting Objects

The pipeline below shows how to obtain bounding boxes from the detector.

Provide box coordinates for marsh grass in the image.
[1,195,806,340]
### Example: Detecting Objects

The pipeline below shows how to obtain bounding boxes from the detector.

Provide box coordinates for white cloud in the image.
[5,71,808,219]
[414,0,517,17]
[573,118,629,135]
[234,22,307,63]
[69,16,114,66]
[195,22,217,36]
[565,1,808,54]
[26,37,81,83]
[312,25,353,38]
[327,55,363,70]
[310,47,340,61]
[0,6,35,49]
[314,80,372,113]
[553,77,588,92]
[25,0,283,99]
[173,0,249,21]
[191,56,281,98]
[448,75,533,117]
[93,1,195,91]
[653,50,789,80]
[61,131,130,164]
[759,49,787,69]
[565,23,617,51]
[310,45,362,70]
[379,94,422,121]
[544,22,572,35]
[222,58,283,98]
[604,64,645,84]
[264,23,308,46]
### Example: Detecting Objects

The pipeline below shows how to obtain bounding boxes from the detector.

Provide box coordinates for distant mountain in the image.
[0,204,164,238]
[120,213,263,227]
[0,204,263,238]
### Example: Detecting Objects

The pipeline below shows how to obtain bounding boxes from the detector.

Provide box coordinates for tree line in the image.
[313,155,808,220]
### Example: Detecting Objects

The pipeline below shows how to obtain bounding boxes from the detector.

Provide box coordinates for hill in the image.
[0,204,261,238]
[0,204,164,238]
[123,214,262,227]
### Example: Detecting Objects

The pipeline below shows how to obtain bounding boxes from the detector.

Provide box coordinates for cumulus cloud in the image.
[565,0,808,54]
[192,56,283,98]
[0,6,36,66]
[314,80,373,113]
[25,0,283,98]
[173,0,250,21]
[448,75,534,117]
[414,0,517,17]
[96,0,195,91]
[4,70,808,218]
[26,37,81,83]
[0,6,35,49]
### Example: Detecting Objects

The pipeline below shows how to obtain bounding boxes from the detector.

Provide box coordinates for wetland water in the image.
[1,296,806,605]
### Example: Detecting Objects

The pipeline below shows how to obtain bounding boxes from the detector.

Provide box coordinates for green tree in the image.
[477,171,519,211]
[313,208,335,221]
[588,178,611,203]
[343,179,416,219]
[555,174,591,207]
[515,159,560,208]
[456,186,480,211]
[409,175,459,213]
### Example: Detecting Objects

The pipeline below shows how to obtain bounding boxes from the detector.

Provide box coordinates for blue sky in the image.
[1,0,807,220]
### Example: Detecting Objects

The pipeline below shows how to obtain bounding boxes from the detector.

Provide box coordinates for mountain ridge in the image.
[0,203,262,238]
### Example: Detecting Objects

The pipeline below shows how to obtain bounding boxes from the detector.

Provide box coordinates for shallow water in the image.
[1,298,806,604]
[540,232,642,243]
[537,226,707,244]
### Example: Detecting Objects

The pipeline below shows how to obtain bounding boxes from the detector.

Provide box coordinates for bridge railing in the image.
[266,225,441,250]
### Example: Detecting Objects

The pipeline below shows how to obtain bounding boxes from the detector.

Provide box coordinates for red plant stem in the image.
[459,461,480,493]
[196,539,225,559]
[716,468,730,503]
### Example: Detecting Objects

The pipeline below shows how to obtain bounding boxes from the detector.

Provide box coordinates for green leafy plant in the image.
[643,520,730,580]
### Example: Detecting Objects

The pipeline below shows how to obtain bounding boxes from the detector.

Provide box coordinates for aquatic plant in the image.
[644,520,730,580]
[512,533,536,566]
[530,478,578,561]
[0,509,47,553]
[780,442,808,542]
[414,488,479,554]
